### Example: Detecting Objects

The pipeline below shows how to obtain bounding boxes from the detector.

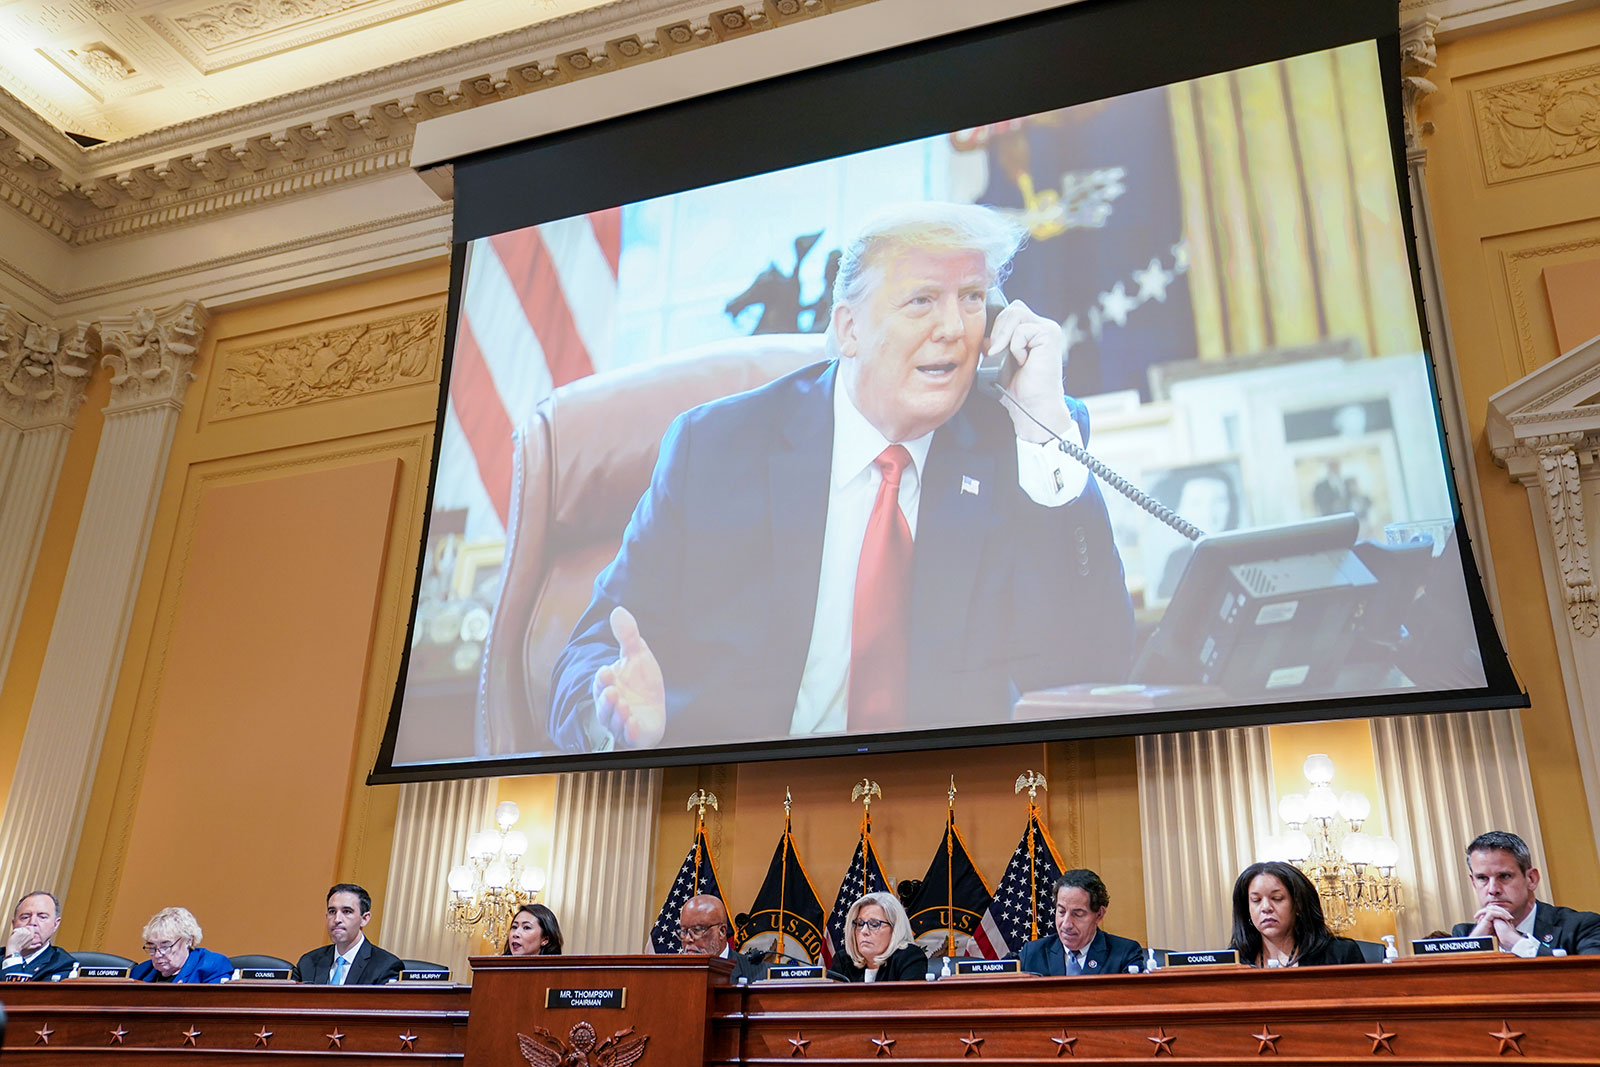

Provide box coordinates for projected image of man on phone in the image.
[549,202,1135,752]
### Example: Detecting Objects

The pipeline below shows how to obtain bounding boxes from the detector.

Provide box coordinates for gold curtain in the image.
[1170,44,1420,362]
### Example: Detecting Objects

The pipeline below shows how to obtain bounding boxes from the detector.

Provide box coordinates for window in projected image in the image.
[391,41,1498,770]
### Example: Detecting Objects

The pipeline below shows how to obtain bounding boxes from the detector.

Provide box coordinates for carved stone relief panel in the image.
[1473,59,1600,184]
[1497,227,1600,377]
[209,306,443,420]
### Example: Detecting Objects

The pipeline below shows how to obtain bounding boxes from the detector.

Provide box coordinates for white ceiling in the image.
[0,0,610,142]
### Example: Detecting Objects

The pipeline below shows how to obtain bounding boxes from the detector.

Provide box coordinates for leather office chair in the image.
[71,950,136,969]
[476,334,825,756]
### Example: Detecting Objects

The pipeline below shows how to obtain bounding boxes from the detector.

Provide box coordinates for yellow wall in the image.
[1422,7,1600,901]
[33,263,451,956]
[653,737,1148,948]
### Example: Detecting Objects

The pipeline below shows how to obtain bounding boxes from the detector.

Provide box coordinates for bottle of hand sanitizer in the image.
[939,955,953,979]
[1381,935,1398,963]
[1145,948,1160,972]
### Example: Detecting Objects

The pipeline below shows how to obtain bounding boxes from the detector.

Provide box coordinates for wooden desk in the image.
[0,980,469,1064]
[718,955,1600,1063]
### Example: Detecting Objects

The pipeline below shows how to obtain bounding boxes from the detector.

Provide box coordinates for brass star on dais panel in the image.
[1490,1021,1525,1056]
[33,1024,54,1045]
[961,1030,984,1056]
[182,1025,203,1047]
[1253,1025,1281,1054]
[1148,1026,1176,1055]
[871,1031,895,1055]
[1051,1029,1078,1056]
[254,1026,273,1048]
[108,1024,128,1045]
[326,1028,345,1049]
[788,1032,810,1057]
[1365,1022,1396,1054]
[399,1031,419,1051]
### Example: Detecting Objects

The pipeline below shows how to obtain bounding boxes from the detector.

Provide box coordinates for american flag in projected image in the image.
[440,209,621,538]
[823,830,891,967]
[647,829,725,954]
[976,813,1065,958]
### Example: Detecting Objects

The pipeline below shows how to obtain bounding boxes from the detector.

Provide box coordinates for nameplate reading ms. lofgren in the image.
[546,987,627,1009]
[1164,949,1240,968]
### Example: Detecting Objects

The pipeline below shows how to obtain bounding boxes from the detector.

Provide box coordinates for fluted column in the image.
[0,303,206,915]
[0,309,97,688]
[381,778,498,980]
[544,769,662,955]
[1137,727,1274,951]
[1371,711,1547,942]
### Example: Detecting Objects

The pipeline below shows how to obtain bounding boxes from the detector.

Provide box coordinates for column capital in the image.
[0,305,98,430]
[99,302,209,415]
[1400,14,1441,153]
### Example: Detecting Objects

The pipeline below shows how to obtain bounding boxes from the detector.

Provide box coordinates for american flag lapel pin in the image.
[961,475,980,496]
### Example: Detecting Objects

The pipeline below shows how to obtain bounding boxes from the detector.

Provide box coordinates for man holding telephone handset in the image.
[551,201,1134,751]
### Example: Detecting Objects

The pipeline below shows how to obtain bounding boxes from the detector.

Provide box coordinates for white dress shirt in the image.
[788,382,1089,735]
[330,934,365,983]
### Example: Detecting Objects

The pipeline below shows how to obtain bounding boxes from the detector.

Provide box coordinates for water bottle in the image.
[1553,948,1568,957]
[1381,935,1398,963]
[1264,958,1282,968]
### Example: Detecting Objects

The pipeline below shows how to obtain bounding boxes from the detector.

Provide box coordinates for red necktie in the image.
[849,445,913,731]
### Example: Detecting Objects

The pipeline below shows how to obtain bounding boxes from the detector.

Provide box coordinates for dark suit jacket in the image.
[292,938,404,985]
[831,943,928,983]
[1017,929,1144,976]
[550,361,1135,750]
[1452,900,1600,956]
[130,945,233,983]
[717,945,767,984]
[1,944,77,981]
[1296,937,1367,966]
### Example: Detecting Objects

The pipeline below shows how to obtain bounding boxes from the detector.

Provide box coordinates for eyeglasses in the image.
[143,940,187,958]
[678,923,726,941]
[852,918,892,932]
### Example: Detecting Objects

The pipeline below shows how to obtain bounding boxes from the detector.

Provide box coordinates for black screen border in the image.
[370,0,1525,785]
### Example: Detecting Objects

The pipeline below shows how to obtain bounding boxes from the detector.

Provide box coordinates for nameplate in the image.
[1412,935,1495,956]
[78,966,131,979]
[546,987,626,1009]
[1164,949,1240,968]
[764,965,825,981]
[237,967,292,981]
[955,958,1021,976]
[399,967,451,982]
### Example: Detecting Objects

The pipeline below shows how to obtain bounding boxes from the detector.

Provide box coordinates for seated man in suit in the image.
[2,891,76,981]
[552,200,1135,752]
[679,894,764,984]
[1452,830,1600,956]
[292,883,404,985]
[1017,870,1143,976]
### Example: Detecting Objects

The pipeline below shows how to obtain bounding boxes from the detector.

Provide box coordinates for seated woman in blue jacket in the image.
[130,906,233,983]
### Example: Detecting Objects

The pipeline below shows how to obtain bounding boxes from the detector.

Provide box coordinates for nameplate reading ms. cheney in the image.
[546,987,627,1009]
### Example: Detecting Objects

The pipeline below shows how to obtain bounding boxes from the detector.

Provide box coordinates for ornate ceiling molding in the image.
[0,0,865,248]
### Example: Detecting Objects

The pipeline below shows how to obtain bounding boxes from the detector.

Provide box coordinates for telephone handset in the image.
[976,286,1202,543]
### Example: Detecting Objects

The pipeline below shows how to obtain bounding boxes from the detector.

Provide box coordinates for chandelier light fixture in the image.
[1269,753,1403,931]
[445,801,546,947]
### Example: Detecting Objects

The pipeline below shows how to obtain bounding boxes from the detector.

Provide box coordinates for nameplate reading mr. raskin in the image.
[546,987,627,1009]
[1412,935,1495,956]
[956,958,1021,976]
[1164,949,1240,968]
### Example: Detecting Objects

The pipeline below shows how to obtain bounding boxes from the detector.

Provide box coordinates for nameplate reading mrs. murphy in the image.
[546,987,627,1009]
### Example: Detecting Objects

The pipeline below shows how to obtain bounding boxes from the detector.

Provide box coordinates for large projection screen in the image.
[372,0,1523,783]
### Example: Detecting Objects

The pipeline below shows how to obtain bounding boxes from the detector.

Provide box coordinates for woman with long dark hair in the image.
[504,903,564,957]
[1229,861,1364,967]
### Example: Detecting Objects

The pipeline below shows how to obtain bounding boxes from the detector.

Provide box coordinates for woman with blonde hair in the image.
[833,891,926,982]
[129,906,233,983]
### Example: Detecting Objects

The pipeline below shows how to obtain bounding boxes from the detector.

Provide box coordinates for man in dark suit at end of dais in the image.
[1452,830,1600,957]
[2,890,76,981]
[1017,869,1144,977]
[292,883,404,985]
